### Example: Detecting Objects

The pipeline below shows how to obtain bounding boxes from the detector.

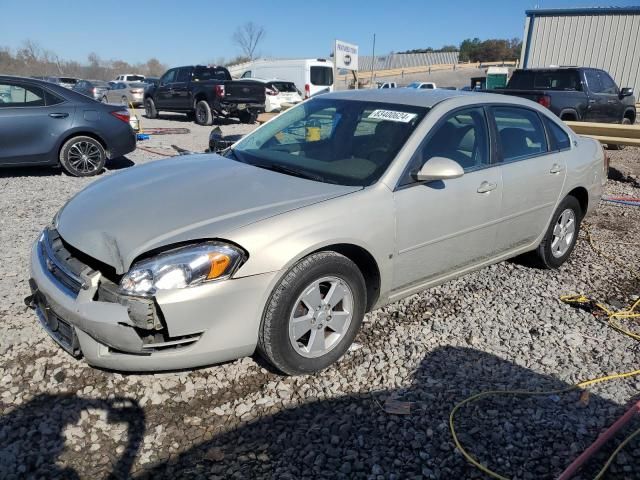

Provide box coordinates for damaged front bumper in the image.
[28,229,277,371]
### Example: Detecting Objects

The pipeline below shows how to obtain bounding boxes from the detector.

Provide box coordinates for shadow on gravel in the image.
[139,347,638,480]
[0,395,144,479]
[107,156,135,171]
[0,156,134,178]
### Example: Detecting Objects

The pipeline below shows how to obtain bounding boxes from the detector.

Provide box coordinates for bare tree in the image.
[232,22,265,61]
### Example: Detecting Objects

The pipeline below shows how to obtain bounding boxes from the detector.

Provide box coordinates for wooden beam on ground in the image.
[565,120,640,146]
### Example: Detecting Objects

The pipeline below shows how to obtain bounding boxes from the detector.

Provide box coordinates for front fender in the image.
[227,184,396,302]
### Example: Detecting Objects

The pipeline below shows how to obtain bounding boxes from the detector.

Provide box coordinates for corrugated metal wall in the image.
[521,11,640,93]
[358,52,459,72]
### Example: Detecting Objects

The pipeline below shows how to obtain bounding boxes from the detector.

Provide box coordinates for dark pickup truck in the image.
[144,65,265,125]
[494,67,636,125]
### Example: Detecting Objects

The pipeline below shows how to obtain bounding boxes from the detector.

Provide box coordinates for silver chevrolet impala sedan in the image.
[28,90,605,374]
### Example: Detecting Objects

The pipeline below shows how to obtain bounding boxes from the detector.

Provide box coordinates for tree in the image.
[459,37,522,62]
[232,22,265,61]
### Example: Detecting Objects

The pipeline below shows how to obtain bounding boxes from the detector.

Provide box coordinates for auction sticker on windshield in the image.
[368,109,418,123]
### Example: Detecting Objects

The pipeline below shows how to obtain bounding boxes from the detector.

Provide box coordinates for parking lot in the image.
[0,109,639,478]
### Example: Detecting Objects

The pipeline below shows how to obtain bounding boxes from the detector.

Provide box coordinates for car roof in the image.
[322,88,544,109]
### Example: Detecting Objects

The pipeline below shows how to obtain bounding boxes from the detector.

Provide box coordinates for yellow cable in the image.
[449,225,640,480]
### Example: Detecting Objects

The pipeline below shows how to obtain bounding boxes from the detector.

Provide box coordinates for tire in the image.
[238,109,257,124]
[606,117,631,150]
[535,196,582,269]
[144,98,158,119]
[59,136,106,177]
[258,251,367,375]
[195,100,213,126]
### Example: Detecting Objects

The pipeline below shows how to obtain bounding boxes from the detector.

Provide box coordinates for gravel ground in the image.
[0,114,639,479]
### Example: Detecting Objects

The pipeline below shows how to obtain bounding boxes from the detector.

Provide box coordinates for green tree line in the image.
[399,38,522,62]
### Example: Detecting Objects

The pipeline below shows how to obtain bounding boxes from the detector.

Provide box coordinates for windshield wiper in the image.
[256,163,326,182]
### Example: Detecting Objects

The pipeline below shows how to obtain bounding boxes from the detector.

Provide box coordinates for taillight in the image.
[91,87,97,94]
[266,87,278,96]
[304,83,310,99]
[215,85,225,97]
[111,109,130,124]
[537,95,551,108]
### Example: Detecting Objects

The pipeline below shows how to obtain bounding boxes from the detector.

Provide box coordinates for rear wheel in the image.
[144,98,158,119]
[195,100,213,125]
[535,196,582,269]
[258,251,366,375]
[59,136,106,177]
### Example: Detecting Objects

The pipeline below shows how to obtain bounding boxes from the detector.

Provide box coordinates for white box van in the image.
[228,59,334,98]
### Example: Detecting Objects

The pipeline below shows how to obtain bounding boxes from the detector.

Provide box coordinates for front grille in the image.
[40,229,93,295]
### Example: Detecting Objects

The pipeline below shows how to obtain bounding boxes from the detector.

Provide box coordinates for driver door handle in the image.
[550,163,564,174]
[477,181,497,194]
[49,113,69,119]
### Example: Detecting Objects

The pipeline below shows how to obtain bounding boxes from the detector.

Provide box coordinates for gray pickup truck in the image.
[144,65,265,125]
[494,67,636,125]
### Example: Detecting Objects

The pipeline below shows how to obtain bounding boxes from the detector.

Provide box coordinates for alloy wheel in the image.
[288,276,354,358]
[551,208,576,258]
[67,141,102,174]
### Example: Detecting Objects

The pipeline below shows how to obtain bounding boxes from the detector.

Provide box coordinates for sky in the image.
[1,0,638,66]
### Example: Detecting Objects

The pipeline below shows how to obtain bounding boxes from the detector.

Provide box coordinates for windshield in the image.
[230,98,428,186]
[508,70,581,91]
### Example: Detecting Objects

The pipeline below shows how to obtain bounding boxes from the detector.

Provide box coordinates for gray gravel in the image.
[0,115,639,479]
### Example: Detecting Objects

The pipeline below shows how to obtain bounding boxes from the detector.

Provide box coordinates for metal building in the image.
[520,7,640,94]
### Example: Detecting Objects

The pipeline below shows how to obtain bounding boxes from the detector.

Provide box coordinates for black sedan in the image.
[0,75,136,176]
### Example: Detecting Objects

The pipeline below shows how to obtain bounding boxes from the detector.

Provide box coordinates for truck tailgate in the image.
[224,81,266,104]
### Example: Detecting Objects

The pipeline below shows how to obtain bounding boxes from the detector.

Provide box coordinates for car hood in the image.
[56,154,360,273]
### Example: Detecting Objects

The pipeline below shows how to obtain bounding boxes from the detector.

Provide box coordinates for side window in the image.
[176,68,191,82]
[44,90,64,106]
[160,70,176,85]
[493,107,547,161]
[585,70,604,94]
[422,107,490,171]
[0,83,45,107]
[242,71,252,78]
[543,116,571,151]
[599,72,618,95]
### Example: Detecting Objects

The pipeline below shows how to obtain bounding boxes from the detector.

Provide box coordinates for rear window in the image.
[508,71,581,91]
[310,66,333,86]
[193,67,230,81]
[270,82,298,93]
[59,77,78,85]
[126,75,145,82]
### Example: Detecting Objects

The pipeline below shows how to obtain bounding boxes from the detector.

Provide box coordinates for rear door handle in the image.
[477,181,497,194]
[49,113,69,119]
[550,164,564,174]
[607,100,618,104]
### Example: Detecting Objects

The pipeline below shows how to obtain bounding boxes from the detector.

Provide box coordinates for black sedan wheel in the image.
[59,136,106,177]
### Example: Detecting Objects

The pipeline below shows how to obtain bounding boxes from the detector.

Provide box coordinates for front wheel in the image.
[59,136,106,177]
[535,196,582,268]
[144,98,158,119]
[258,251,366,375]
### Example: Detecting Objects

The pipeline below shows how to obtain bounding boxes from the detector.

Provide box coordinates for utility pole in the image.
[369,33,376,88]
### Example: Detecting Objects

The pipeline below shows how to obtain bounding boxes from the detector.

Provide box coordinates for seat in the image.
[499,128,531,160]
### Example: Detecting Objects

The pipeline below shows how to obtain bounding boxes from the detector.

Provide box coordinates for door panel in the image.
[492,106,566,251]
[155,69,177,109]
[392,105,502,293]
[393,168,502,291]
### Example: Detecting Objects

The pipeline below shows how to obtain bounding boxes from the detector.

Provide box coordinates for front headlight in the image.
[119,242,245,296]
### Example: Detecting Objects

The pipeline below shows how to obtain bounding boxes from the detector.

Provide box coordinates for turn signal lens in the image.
[207,253,231,279]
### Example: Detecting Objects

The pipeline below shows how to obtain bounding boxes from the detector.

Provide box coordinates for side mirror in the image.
[413,157,464,182]
[620,87,634,97]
